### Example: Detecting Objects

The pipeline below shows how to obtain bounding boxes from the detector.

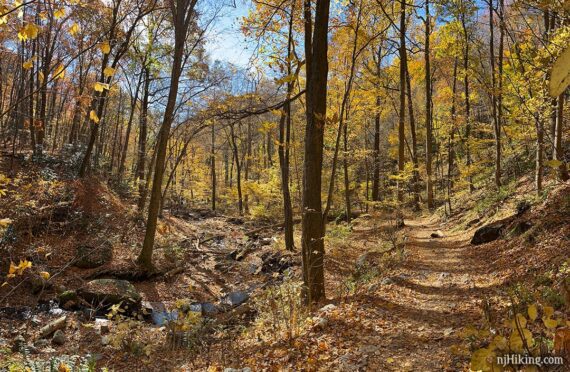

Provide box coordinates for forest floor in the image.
[1,154,569,371]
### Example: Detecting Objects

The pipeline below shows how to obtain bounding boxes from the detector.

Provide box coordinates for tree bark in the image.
[301,0,330,304]
[554,94,568,181]
[425,0,434,209]
[397,0,406,203]
[138,0,199,270]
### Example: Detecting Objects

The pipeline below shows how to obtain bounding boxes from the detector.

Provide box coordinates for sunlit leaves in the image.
[544,159,563,168]
[39,271,50,280]
[57,362,71,372]
[99,41,111,54]
[53,64,65,80]
[0,217,12,227]
[527,304,537,321]
[470,347,494,371]
[549,44,570,97]
[22,57,34,70]
[54,8,65,19]
[103,67,115,78]
[69,22,80,36]
[7,259,32,278]
[18,23,39,41]
[89,110,100,123]
[94,82,110,92]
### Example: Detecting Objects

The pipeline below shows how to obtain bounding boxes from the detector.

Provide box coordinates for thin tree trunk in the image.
[425,0,434,209]
[278,0,296,251]
[137,68,150,212]
[397,0,406,203]
[211,122,217,211]
[461,14,474,193]
[554,94,569,181]
[138,0,199,270]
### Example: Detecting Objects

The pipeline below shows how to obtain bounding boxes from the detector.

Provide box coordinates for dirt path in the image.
[335,218,501,371]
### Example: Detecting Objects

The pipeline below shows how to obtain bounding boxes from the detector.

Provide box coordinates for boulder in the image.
[221,291,249,307]
[178,301,219,316]
[57,290,79,310]
[74,242,113,269]
[51,330,66,345]
[471,222,506,245]
[78,279,141,308]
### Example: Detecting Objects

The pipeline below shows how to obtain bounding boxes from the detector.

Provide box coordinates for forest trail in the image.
[348,217,495,371]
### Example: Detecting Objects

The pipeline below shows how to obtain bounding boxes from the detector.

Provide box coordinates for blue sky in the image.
[206,1,253,67]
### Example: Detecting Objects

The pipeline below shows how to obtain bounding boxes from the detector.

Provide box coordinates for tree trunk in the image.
[405,63,419,210]
[138,0,198,271]
[461,14,474,193]
[278,0,296,251]
[425,0,434,209]
[229,123,243,215]
[554,94,569,181]
[301,0,330,304]
[137,68,150,212]
[119,72,143,179]
[447,57,458,214]
[397,0,406,203]
[211,122,217,211]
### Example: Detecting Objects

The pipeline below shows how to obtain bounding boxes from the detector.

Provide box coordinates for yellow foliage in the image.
[54,8,65,19]
[18,23,39,41]
[69,22,80,36]
[99,41,111,54]
[89,110,100,124]
[94,82,110,92]
[103,66,116,78]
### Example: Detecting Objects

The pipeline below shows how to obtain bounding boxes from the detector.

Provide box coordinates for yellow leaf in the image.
[39,71,44,83]
[19,259,32,272]
[509,313,527,329]
[491,335,508,351]
[39,271,50,280]
[0,218,12,227]
[99,41,111,54]
[8,261,16,274]
[528,304,538,321]
[22,58,34,70]
[1,282,7,287]
[544,306,554,318]
[549,44,570,97]
[545,159,563,168]
[543,317,558,329]
[53,64,65,80]
[58,362,71,372]
[470,348,492,371]
[386,357,395,364]
[94,82,109,92]
[18,23,39,41]
[89,110,100,124]
[54,8,65,19]
[69,22,80,36]
[103,67,115,78]
[509,329,534,352]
